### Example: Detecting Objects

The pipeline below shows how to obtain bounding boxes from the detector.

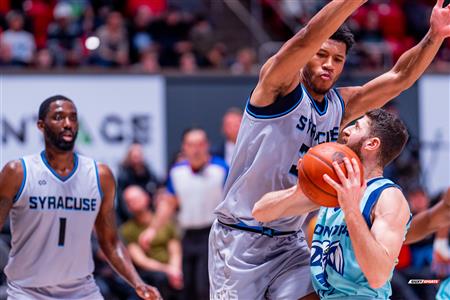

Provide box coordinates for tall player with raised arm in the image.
[0,96,161,300]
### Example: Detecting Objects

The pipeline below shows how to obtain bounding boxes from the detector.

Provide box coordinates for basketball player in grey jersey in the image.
[203,0,450,299]
[0,96,160,300]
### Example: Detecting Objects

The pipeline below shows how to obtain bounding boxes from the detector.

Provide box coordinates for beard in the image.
[346,138,365,164]
[44,126,78,151]
[302,66,337,95]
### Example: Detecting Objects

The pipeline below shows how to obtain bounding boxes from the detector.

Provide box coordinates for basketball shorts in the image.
[209,219,314,300]
[7,275,103,300]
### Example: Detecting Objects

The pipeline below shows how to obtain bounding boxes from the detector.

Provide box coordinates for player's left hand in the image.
[430,0,450,38]
[135,283,162,300]
[323,157,366,211]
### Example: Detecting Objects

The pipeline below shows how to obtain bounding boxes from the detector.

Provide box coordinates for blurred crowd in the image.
[1,0,449,73]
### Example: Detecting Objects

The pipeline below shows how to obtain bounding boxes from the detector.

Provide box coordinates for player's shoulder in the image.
[2,159,25,176]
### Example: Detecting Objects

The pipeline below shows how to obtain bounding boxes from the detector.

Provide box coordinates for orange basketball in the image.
[298,142,364,207]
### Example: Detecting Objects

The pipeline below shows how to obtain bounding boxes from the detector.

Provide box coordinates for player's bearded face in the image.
[45,124,78,151]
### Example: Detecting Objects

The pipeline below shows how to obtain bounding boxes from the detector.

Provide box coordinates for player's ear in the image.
[365,137,381,151]
[37,119,45,132]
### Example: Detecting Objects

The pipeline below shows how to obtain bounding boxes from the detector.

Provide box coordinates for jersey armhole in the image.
[13,159,27,203]
[94,161,104,199]
[363,183,400,228]
[246,84,303,119]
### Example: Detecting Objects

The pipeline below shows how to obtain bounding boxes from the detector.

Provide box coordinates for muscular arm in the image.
[0,160,24,228]
[405,188,450,244]
[340,0,450,126]
[252,0,366,107]
[344,188,410,288]
[252,185,319,222]
[150,193,178,232]
[127,243,169,272]
[168,239,182,270]
[94,163,146,288]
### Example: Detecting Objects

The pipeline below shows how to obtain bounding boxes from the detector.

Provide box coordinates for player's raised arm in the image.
[339,0,450,126]
[94,163,161,300]
[251,0,367,107]
[405,188,450,244]
[0,161,24,228]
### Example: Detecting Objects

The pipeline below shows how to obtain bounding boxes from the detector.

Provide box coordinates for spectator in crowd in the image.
[179,51,198,74]
[117,143,161,223]
[432,226,450,279]
[0,10,35,66]
[139,128,228,300]
[212,108,243,166]
[133,49,161,73]
[129,5,156,64]
[34,48,54,69]
[230,47,258,75]
[47,2,83,67]
[91,11,129,67]
[121,185,183,300]
[189,15,215,67]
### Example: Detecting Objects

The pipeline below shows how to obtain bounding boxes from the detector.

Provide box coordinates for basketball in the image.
[298,142,364,207]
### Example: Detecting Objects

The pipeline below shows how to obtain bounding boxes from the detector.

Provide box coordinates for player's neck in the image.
[43,147,76,174]
[302,82,325,103]
[363,164,384,181]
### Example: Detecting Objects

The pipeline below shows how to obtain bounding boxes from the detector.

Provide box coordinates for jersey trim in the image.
[334,88,345,116]
[302,84,328,116]
[94,161,104,198]
[363,183,400,228]
[40,151,79,182]
[245,84,303,119]
[13,159,27,203]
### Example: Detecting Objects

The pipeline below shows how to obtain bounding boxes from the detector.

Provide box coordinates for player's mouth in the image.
[61,131,74,142]
[320,73,332,81]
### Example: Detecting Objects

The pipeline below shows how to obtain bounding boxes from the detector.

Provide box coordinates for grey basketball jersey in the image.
[4,151,102,287]
[214,84,345,232]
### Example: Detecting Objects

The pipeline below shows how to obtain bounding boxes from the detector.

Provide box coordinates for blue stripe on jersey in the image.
[245,84,304,119]
[13,158,27,203]
[334,88,345,116]
[302,84,328,116]
[166,176,175,195]
[94,161,104,198]
[362,183,400,228]
[40,151,79,182]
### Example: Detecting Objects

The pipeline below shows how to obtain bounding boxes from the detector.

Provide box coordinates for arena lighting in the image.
[85,36,100,50]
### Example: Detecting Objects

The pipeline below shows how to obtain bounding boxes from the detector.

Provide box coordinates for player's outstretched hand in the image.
[136,283,162,300]
[430,0,450,38]
[323,157,366,211]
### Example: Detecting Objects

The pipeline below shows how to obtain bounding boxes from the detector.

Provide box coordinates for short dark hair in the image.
[38,95,73,120]
[330,25,355,54]
[366,109,409,167]
[181,127,208,142]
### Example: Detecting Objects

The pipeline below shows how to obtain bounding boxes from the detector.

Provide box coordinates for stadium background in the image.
[0,0,449,299]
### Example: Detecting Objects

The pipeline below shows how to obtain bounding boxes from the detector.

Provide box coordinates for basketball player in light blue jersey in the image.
[404,188,450,300]
[254,109,411,299]
[0,96,160,300]
[199,0,450,299]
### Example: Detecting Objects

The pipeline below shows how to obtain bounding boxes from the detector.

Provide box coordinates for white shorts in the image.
[209,220,314,300]
[7,275,103,300]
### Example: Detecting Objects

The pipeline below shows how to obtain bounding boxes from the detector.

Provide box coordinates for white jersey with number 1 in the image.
[5,151,102,288]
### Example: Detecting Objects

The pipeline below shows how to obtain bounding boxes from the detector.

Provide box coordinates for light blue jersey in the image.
[436,277,450,300]
[311,177,410,299]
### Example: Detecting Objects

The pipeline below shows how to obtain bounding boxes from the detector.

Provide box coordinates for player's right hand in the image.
[138,227,156,250]
[136,284,162,300]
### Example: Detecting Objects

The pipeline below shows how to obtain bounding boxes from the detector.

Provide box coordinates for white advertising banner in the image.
[418,75,450,196]
[0,75,166,177]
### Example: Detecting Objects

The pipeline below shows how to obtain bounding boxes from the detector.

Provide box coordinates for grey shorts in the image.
[209,220,314,300]
[7,275,103,300]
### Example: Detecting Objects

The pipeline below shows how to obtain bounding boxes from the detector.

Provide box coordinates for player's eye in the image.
[54,114,62,121]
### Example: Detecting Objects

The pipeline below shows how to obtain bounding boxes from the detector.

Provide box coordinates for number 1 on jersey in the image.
[58,217,66,246]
